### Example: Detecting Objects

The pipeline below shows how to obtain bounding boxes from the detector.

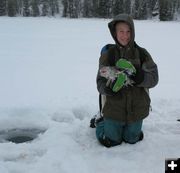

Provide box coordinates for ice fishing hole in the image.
[0,128,46,144]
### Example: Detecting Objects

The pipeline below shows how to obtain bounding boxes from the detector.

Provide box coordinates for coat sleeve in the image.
[96,53,115,96]
[137,48,159,88]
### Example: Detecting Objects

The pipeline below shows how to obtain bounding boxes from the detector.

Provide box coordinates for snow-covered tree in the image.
[112,0,124,16]
[159,0,174,21]
[7,0,17,17]
[62,0,68,17]
[83,0,93,17]
[31,0,39,16]
[62,0,81,18]
[97,0,112,18]
[22,0,30,16]
[0,0,7,16]
[0,0,179,20]
[124,0,131,14]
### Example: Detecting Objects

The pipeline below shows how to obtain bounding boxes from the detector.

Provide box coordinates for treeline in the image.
[62,0,180,20]
[0,0,59,17]
[0,0,180,21]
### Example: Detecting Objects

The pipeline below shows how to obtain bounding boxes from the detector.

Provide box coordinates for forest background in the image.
[0,0,180,21]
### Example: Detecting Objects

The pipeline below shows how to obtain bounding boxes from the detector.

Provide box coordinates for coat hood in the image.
[108,14,135,47]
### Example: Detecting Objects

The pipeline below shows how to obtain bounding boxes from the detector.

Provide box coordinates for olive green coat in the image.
[96,14,159,123]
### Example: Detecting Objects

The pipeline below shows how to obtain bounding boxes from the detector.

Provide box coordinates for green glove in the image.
[112,59,136,92]
[112,72,127,92]
[116,59,136,75]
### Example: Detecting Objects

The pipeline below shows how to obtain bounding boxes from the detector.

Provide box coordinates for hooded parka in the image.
[96,14,159,123]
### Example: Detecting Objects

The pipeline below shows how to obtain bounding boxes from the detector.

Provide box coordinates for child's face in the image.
[115,22,131,46]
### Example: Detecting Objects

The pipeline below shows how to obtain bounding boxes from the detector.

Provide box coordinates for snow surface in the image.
[0,17,180,173]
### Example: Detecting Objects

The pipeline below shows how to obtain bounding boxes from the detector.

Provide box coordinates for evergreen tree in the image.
[132,0,148,19]
[98,0,110,18]
[62,0,78,18]
[149,0,159,17]
[124,0,131,15]
[16,0,23,16]
[68,0,74,17]
[177,0,180,14]
[138,0,148,19]
[151,0,159,16]
[7,0,17,17]
[108,0,114,18]
[92,0,99,17]
[62,0,68,17]
[0,0,7,16]
[41,0,49,16]
[159,0,173,21]
[68,0,80,18]
[172,0,180,19]
[49,0,59,16]
[83,0,93,17]
[73,0,80,18]
[112,0,124,17]
[31,0,40,16]
[133,0,140,19]
[23,0,30,16]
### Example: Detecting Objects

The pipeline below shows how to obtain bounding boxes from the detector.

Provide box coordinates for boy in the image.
[96,14,159,147]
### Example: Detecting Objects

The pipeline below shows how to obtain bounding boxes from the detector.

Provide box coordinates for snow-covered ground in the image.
[0,17,180,173]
